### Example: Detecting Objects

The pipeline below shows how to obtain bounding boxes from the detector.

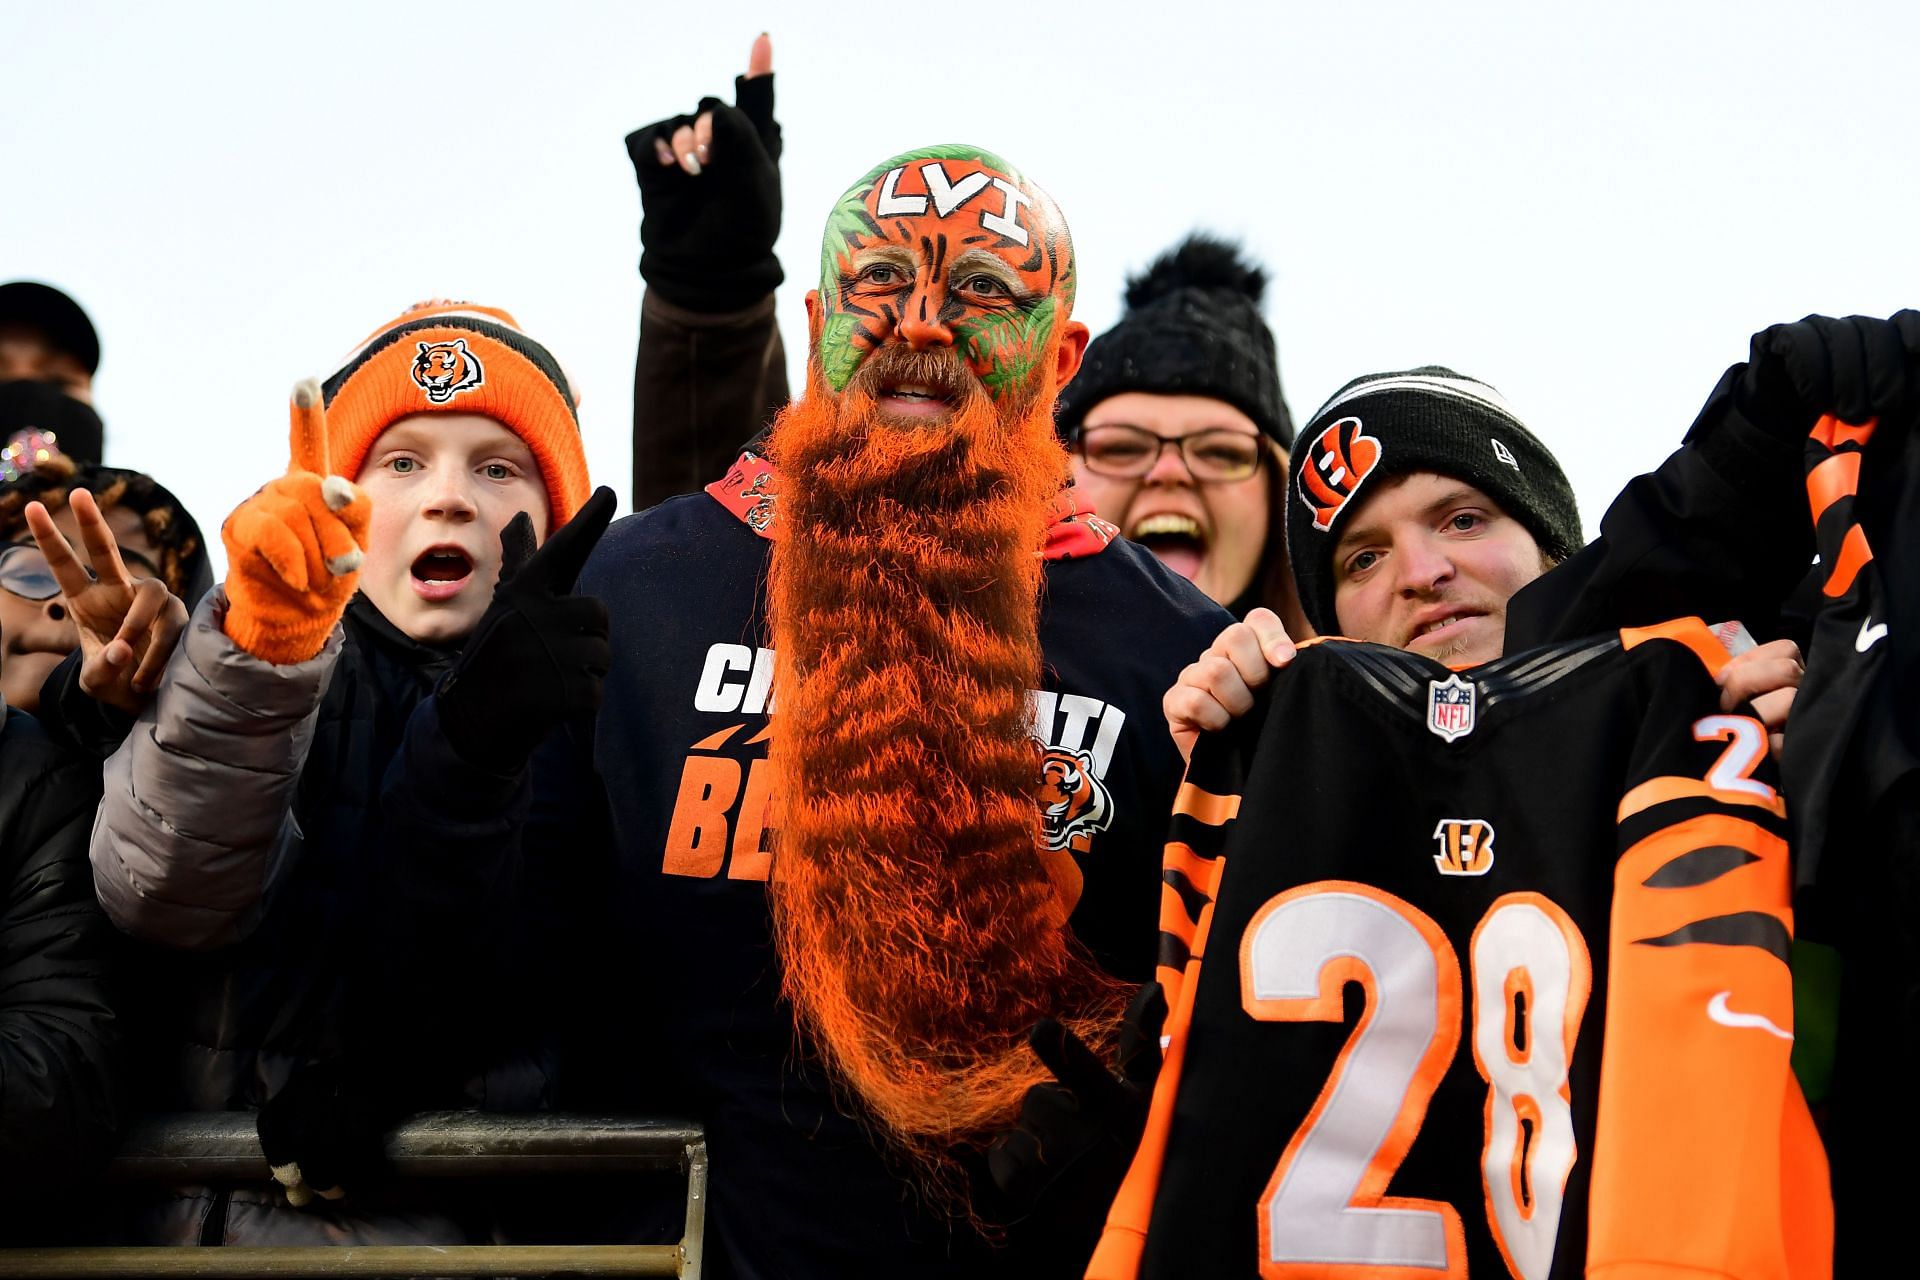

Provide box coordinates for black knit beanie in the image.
[1055,234,1292,447]
[1286,366,1582,636]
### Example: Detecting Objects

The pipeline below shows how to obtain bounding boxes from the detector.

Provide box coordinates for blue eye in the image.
[390,457,418,474]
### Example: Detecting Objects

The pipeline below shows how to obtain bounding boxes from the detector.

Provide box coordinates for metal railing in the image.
[2,1112,706,1278]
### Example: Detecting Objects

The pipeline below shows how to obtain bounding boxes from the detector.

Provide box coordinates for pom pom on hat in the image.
[1123,235,1268,312]
[1056,233,1293,447]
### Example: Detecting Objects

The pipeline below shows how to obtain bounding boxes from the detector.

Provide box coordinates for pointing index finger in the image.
[746,32,772,79]
[289,378,330,476]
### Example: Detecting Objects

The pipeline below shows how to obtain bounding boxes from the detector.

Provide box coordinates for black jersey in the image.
[564,454,1230,1279]
[1779,414,1920,1272]
[1093,620,1829,1280]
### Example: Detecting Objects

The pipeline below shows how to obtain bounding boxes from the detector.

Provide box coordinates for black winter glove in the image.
[257,1059,407,1207]
[1731,310,1920,444]
[437,486,616,774]
[986,983,1167,1258]
[627,72,783,313]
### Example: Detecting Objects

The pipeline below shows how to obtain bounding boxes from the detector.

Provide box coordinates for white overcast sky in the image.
[5,1,1917,578]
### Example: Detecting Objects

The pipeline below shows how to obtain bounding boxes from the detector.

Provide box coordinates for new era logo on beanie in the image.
[1285,367,1581,636]
[320,301,591,524]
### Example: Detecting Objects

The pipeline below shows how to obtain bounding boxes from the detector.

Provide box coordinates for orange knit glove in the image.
[221,379,372,665]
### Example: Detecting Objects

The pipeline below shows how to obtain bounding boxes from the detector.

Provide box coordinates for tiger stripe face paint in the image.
[814,144,1077,405]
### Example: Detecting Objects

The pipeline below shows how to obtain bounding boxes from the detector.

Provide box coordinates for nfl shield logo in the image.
[1427,674,1477,743]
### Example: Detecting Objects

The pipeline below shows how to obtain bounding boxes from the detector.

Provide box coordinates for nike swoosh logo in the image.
[1858,618,1889,652]
[1707,990,1792,1040]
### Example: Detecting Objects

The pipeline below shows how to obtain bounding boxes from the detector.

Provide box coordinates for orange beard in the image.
[766,346,1130,1195]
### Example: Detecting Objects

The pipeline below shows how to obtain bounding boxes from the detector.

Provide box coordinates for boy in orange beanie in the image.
[88,302,613,1244]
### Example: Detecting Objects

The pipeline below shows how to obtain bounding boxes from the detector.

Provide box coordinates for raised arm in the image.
[90,381,370,948]
[1507,312,1920,648]
[627,35,790,509]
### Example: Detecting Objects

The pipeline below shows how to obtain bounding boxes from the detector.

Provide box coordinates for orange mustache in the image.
[765,343,1128,1202]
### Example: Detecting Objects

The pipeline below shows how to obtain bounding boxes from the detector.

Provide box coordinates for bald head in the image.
[809,144,1082,405]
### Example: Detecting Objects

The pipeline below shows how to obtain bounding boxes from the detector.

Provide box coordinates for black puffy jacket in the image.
[0,700,123,1233]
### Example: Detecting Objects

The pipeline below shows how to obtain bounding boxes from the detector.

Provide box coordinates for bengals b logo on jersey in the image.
[1298,417,1383,533]
[1432,818,1496,876]
[412,339,485,404]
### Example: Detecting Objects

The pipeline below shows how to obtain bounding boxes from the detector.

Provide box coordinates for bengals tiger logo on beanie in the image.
[411,338,484,404]
[1285,367,1582,637]
[319,301,591,524]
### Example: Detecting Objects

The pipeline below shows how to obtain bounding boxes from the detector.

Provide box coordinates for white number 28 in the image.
[1241,881,1591,1280]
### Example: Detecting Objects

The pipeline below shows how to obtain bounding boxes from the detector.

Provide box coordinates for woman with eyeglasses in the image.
[1056,235,1309,635]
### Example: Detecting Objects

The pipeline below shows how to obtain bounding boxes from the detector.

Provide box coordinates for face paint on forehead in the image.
[816,144,1077,396]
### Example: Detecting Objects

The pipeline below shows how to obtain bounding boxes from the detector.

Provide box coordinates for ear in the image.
[804,289,823,349]
[1052,320,1091,389]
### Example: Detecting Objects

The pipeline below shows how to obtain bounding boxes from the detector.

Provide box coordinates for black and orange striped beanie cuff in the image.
[321,302,591,525]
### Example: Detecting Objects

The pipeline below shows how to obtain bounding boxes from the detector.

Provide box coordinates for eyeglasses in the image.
[0,543,89,601]
[1075,424,1264,483]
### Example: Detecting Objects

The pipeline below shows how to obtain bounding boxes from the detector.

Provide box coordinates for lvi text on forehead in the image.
[868,160,1034,247]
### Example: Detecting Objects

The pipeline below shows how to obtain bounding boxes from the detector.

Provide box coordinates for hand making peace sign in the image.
[23,487,188,716]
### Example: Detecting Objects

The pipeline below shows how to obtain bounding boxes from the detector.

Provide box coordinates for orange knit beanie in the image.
[320,301,591,524]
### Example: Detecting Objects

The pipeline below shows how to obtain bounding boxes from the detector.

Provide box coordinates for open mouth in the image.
[857,350,975,423]
[1129,513,1208,582]
[875,378,959,421]
[410,546,474,602]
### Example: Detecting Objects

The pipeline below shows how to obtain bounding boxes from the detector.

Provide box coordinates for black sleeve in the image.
[31,650,135,761]
[0,722,124,1214]
[631,290,789,512]
[626,77,789,512]
[1506,363,1812,649]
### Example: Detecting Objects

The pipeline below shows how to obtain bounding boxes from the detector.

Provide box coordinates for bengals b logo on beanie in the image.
[1297,417,1382,532]
[1285,367,1582,636]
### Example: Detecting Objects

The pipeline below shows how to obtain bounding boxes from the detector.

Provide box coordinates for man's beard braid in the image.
[766,341,1130,1208]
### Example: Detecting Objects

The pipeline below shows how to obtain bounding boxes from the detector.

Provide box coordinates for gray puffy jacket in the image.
[88,589,512,1246]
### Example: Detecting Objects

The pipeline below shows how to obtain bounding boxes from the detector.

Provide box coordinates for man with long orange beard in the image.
[383,145,1230,1276]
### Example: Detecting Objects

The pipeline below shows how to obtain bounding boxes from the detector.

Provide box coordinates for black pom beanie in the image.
[1055,234,1293,447]
[1286,367,1582,636]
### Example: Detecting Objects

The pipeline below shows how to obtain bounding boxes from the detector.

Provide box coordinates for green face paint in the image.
[814,144,1076,399]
